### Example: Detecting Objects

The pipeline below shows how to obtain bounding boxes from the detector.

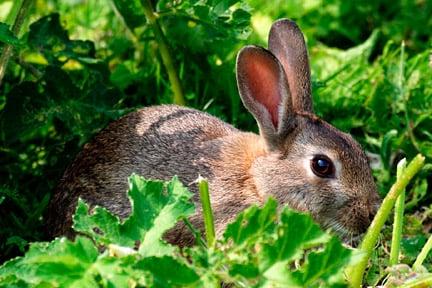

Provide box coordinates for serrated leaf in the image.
[73,199,125,246]
[259,208,328,272]
[292,237,351,287]
[73,175,195,256]
[135,256,204,288]
[0,236,148,287]
[223,197,277,245]
[217,200,350,287]
[0,237,99,286]
[133,176,195,256]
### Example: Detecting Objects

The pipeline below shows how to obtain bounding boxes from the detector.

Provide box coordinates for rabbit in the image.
[46,19,381,245]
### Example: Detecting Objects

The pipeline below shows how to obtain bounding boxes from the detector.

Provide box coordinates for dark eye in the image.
[311,155,335,178]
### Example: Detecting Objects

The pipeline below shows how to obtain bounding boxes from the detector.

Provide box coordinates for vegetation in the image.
[0,0,431,286]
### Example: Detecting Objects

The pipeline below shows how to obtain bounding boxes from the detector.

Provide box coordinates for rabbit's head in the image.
[236,19,381,237]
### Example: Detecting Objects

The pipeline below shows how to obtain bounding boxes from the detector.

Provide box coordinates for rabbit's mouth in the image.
[341,233,363,247]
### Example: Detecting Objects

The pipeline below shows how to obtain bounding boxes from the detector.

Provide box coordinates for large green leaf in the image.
[73,175,195,256]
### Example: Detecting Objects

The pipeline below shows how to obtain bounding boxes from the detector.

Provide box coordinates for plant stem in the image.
[398,274,432,288]
[0,0,33,87]
[413,233,432,270]
[197,176,216,248]
[140,0,185,105]
[183,218,206,247]
[389,159,407,265]
[347,154,425,288]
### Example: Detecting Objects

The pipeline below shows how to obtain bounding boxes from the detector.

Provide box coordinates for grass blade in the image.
[389,159,407,265]
[198,176,216,248]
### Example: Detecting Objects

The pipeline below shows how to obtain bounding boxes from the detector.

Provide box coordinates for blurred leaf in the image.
[380,129,398,169]
[28,13,95,65]
[0,22,21,46]
[111,0,146,30]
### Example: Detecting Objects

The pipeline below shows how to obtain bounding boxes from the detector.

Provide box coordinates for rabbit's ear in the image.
[236,45,295,147]
[268,19,313,113]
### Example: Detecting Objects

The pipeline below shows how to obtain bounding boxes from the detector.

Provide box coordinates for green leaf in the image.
[0,65,121,144]
[27,13,95,65]
[0,22,21,46]
[111,0,146,30]
[135,256,203,288]
[223,197,277,245]
[0,236,98,286]
[259,208,328,272]
[73,199,125,246]
[131,175,195,256]
[292,237,352,286]
[0,236,149,287]
[218,200,350,287]
[73,175,195,256]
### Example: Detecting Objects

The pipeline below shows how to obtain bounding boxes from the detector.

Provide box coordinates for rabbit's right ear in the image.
[236,46,296,148]
[269,19,313,113]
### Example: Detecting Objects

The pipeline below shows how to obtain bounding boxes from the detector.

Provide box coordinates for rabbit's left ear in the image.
[236,45,296,147]
[269,19,313,113]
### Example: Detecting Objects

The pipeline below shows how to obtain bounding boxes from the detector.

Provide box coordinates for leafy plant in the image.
[0,0,431,286]
[0,175,352,287]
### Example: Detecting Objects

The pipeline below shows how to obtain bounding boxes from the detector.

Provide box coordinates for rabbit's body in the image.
[47,19,381,244]
[47,105,264,243]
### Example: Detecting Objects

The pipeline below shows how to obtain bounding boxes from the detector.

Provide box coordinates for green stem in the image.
[398,274,432,288]
[182,218,206,247]
[347,154,425,288]
[413,233,432,270]
[0,0,33,87]
[140,0,185,105]
[197,176,216,248]
[389,159,407,265]
[5,0,24,25]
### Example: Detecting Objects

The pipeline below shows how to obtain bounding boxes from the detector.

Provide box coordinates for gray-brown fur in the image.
[46,19,381,244]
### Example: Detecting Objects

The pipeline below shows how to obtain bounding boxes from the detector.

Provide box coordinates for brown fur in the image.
[46,19,381,244]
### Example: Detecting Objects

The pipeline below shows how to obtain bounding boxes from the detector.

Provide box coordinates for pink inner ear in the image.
[244,56,281,128]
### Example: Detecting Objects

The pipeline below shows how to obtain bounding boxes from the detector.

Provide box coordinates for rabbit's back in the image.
[46,105,238,238]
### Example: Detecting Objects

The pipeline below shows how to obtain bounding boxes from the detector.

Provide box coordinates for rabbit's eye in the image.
[311,155,335,178]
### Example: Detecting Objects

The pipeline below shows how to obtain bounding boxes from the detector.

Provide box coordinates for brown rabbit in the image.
[46,19,381,244]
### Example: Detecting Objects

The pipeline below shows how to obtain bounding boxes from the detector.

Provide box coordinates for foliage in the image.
[0,0,431,286]
[0,176,352,287]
